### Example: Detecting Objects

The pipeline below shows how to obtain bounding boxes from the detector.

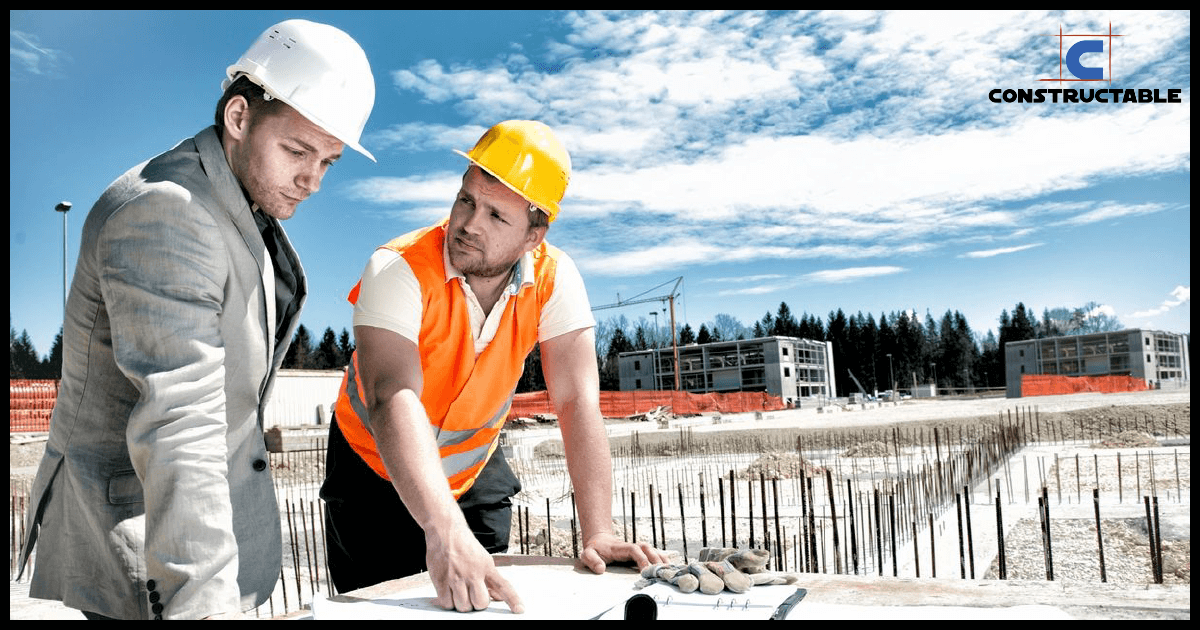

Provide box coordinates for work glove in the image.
[637,547,797,595]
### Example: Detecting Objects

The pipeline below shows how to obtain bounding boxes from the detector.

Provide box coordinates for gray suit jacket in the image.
[18,126,306,619]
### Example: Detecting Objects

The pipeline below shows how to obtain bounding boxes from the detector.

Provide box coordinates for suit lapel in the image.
[194,127,278,392]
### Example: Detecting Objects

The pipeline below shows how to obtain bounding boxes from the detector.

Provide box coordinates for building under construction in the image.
[1004,328,1190,397]
[617,335,836,406]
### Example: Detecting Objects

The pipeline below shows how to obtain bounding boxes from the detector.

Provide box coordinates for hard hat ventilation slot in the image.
[266,29,294,49]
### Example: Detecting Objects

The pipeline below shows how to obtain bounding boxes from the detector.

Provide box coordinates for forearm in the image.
[557,396,614,542]
[369,388,467,535]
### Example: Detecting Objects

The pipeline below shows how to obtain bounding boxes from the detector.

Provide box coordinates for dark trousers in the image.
[319,414,521,594]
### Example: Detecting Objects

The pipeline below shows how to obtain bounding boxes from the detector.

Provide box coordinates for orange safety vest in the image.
[333,220,559,498]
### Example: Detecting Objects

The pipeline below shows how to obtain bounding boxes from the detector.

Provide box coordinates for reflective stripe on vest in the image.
[334,220,558,498]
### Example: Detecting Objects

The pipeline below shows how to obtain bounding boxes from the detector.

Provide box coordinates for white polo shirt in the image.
[352,239,596,355]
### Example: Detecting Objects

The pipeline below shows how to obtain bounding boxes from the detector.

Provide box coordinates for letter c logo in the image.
[1066,40,1104,80]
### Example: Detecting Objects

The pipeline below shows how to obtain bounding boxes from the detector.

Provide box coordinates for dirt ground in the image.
[10,387,1190,602]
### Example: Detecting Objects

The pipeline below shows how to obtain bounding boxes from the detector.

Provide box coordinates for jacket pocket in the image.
[107,470,143,505]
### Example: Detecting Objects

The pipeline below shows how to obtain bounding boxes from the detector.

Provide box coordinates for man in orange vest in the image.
[320,120,667,613]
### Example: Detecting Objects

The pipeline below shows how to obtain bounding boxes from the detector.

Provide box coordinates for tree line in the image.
[9,315,355,379]
[9,301,1124,395]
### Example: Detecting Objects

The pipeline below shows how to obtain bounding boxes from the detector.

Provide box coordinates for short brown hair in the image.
[214,75,286,134]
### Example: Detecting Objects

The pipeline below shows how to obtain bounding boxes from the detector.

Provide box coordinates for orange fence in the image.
[509,389,787,419]
[10,379,58,432]
[1021,374,1148,397]
[12,380,788,432]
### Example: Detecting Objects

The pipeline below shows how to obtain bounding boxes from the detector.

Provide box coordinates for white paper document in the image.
[310,565,641,620]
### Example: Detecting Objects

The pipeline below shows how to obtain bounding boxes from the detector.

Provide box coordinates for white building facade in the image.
[617,336,837,406]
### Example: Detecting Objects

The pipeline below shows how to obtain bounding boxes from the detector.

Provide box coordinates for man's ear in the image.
[223,95,252,142]
[524,225,548,253]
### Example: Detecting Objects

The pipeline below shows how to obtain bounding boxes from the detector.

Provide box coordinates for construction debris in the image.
[739,451,827,479]
[627,406,673,424]
[1089,430,1159,449]
[841,440,891,458]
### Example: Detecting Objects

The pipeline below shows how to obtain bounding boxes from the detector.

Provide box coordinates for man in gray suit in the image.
[16,19,376,620]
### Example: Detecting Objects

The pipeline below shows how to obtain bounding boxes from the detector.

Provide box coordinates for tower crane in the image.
[592,276,683,390]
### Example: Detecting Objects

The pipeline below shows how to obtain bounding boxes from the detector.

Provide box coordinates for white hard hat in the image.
[224,19,376,161]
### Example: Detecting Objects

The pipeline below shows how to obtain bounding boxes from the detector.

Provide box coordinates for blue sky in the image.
[10,10,1191,357]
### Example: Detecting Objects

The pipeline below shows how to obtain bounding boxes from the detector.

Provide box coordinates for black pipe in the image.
[956,493,966,579]
[826,468,841,574]
[1093,488,1106,583]
[1043,486,1053,581]
[1143,496,1158,581]
[847,478,858,574]
[995,490,1006,580]
[1152,496,1164,584]
[729,470,737,549]
[964,485,975,578]
[772,478,783,571]
[648,483,657,548]
[678,484,688,562]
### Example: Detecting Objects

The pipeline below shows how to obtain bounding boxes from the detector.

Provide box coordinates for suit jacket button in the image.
[154,614,163,620]
[148,590,160,603]
[146,579,156,591]
[253,459,268,472]
[152,602,164,614]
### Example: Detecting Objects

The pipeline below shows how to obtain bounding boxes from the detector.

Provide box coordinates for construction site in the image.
[10,383,1190,619]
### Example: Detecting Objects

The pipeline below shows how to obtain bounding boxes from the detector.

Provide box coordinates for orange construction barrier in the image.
[10,379,59,433]
[509,389,786,419]
[1021,374,1148,397]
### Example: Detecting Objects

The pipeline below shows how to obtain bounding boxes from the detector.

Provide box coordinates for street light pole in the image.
[55,201,72,324]
[886,353,895,400]
[650,311,659,348]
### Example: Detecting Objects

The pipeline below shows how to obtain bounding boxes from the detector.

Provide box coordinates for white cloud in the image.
[10,29,68,77]
[359,10,1190,283]
[702,274,787,284]
[369,122,486,153]
[803,266,906,283]
[960,243,1044,258]
[1052,202,1172,227]
[1128,285,1190,318]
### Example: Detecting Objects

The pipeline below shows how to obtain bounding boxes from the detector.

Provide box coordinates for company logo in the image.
[1040,22,1123,83]
[988,21,1182,105]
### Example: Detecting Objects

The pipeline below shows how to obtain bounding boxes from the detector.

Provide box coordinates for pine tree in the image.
[9,328,41,379]
[315,327,341,369]
[773,302,799,337]
[338,329,354,362]
[826,309,849,396]
[283,324,315,369]
[634,324,651,351]
[43,328,64,379]
[601,327,634,390]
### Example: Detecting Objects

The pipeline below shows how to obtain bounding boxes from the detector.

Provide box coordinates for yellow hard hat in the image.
[454,120,571,223]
